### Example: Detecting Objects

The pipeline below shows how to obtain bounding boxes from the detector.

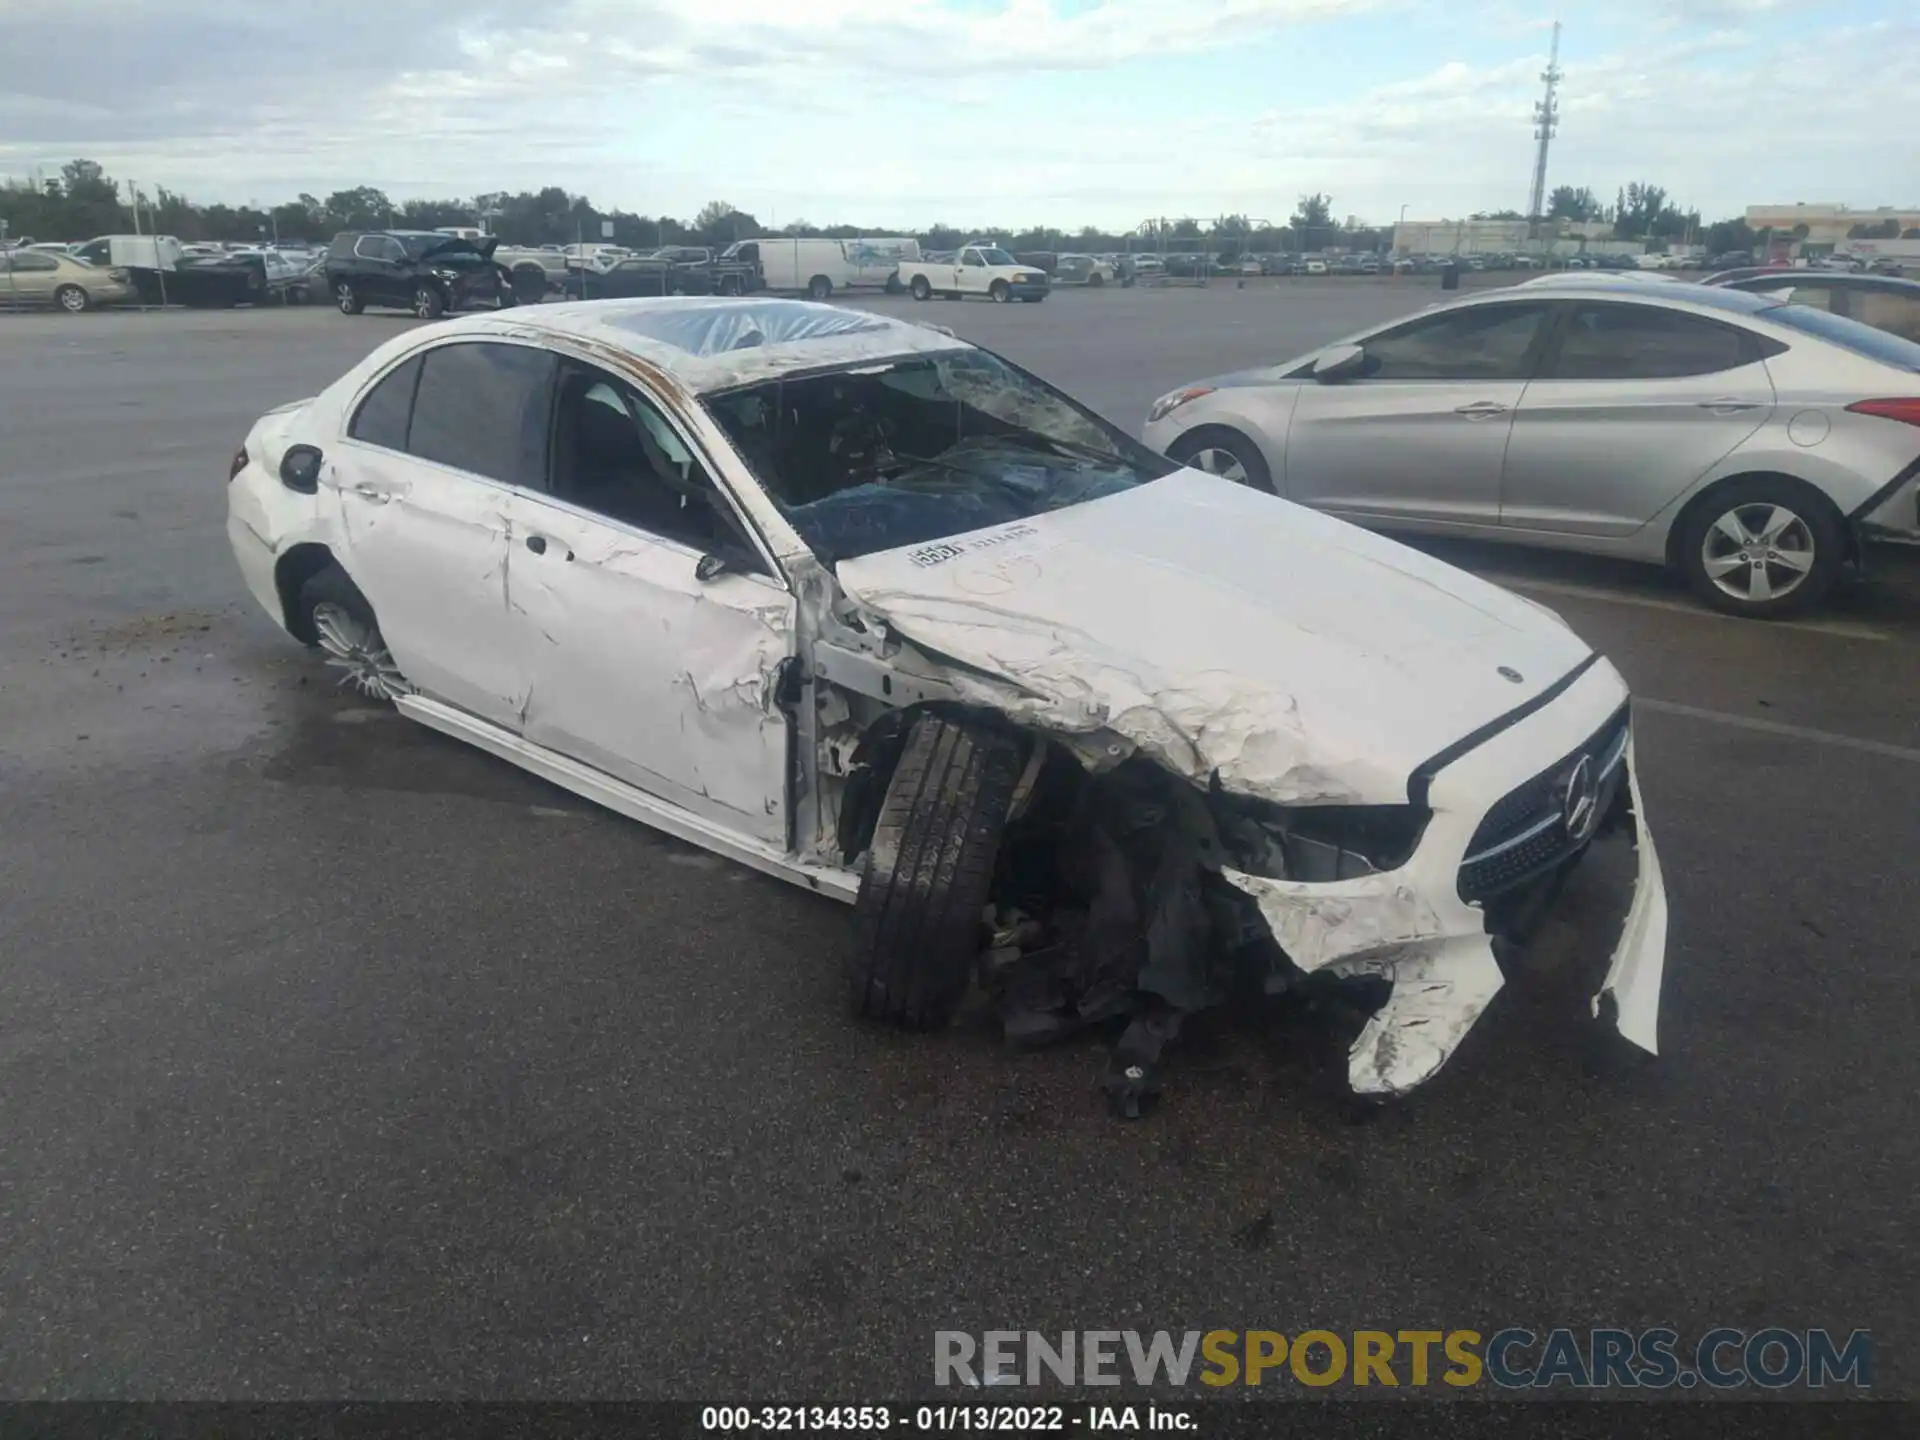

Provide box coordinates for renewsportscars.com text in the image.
[934,1328,1872,1391]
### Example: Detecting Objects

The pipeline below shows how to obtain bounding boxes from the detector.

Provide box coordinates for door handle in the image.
[525,534,547,554]
[1697,397,1760,413]
[1453,401,1509,419]
[351,482,394,504]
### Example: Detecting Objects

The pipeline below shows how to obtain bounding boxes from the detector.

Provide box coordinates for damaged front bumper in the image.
[1219,664,1668,1098]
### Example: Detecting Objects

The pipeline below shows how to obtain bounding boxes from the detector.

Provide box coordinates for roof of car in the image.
[1724,271,1920,294]
[1497,277,1787,316]
[441,297,973,393]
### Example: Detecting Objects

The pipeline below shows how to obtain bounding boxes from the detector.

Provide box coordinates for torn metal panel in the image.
[1338,936,1506,1097]
[1220,870,1451,973]
[1592,746,1667,1055]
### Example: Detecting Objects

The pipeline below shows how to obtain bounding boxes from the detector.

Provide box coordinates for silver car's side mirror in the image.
[1311,344,1367,383]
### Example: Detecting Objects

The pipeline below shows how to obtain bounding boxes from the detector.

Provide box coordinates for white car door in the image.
[1283,299,1554,526]
[329,338,555,727]
[1500,301,1777,536]
[502,361,794,846]
[957,250,987,295]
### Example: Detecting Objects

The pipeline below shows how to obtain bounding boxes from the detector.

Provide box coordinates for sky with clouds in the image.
[0,0,1913,227]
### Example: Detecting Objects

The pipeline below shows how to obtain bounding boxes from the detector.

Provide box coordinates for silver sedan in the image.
[1142,279,1920,618]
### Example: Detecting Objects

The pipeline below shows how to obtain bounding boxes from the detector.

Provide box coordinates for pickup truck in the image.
[897,243,1049,303]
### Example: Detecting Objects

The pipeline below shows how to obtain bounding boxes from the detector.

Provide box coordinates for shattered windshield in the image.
[702,350,1178,564]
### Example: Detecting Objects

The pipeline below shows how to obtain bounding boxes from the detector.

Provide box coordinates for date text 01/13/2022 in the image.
[700,1405,1197,1432]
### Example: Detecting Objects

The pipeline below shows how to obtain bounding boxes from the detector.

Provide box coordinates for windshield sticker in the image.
[907,523,1039,568]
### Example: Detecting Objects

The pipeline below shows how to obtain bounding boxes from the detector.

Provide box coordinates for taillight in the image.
[1846,398,1920,427]
[229,447,249,480]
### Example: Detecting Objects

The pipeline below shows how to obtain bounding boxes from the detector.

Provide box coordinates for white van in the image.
[70,235,186,271]
[741,238,854,299]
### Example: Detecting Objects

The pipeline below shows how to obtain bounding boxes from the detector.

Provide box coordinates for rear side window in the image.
[348,355,422,450]
[406,342,556,487]
[1547,304,1764,379]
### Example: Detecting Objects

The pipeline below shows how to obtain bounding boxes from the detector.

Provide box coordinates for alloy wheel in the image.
[1699,502,1816,604]
[1188,447,1249,485]
[311,602,410,699]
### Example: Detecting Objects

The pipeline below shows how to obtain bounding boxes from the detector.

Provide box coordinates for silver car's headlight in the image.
[1147,386,1216,423]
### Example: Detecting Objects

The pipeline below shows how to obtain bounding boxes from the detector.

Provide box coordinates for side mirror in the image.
[280,444,323,493]
[1311,344,1367,384]
[695,551,730,582]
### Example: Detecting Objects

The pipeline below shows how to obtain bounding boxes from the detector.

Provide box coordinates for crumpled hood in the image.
[834,469,1595,805]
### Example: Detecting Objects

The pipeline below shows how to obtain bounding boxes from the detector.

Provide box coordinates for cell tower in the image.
[1526,21,1563,226]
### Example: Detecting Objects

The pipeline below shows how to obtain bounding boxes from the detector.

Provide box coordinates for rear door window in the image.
[405,342,556,487]
[1545,304,1761,379]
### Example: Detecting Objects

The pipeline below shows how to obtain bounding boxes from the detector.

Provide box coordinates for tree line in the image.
[11,161,1905,259]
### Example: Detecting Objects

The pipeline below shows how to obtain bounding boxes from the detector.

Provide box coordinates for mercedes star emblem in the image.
[1559,754,1601,842]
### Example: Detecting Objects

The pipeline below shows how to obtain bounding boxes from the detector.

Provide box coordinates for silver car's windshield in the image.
[1763,302,1920,371]
[703,351,1178,565]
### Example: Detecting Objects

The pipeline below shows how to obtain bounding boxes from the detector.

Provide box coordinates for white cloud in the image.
[0,0,1912,227]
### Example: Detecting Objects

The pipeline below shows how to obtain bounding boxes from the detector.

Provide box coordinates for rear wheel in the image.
[807,275,833,301]
[296,566,410,701]
[910,275,932,301]
[849,714,1025,1029]
[1167,426,1275,494]
[1679,477,1844,618]
[54,284,90,314]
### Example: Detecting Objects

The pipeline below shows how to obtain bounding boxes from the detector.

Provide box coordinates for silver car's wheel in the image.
[1680,478,1843,618]
[1189,447,1248,484]
[1699,502,1817,605]
[311,601,410,700]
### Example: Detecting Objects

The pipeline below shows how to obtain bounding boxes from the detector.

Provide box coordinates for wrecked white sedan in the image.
[226,298,1667,1112]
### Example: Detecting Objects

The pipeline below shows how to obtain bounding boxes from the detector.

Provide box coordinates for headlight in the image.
[1212,792,1431,882]
[1147,386,1215,424]
[432,268,459,281]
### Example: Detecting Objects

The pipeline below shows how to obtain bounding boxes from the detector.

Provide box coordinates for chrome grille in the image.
[1456,704,1630,904]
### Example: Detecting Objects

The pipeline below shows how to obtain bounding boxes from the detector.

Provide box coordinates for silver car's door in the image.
[503,361,794,846]
[1500,300,1777,536]
[330,339,555,727]
[1283,299,1554,525]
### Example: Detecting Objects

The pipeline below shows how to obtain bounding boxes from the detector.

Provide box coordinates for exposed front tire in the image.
[335,282,364,315]
[989,279,1010,303]
[1167,425,1275,494]
[1678,476,1844,619]
[55,284,91,314]
[910,275,932,301]
[807,275,833,301]
[412,284,446,320]
[296,565,411,701]
[849,713,1026,1030]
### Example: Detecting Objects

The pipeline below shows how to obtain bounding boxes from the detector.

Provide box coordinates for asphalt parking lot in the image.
[3,286,1918,1399]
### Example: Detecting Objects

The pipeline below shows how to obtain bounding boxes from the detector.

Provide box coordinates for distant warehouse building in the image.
[1392,219,1530,255]
[1745,203,1920,246]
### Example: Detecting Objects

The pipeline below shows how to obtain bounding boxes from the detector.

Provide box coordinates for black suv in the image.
[324,230,505,319]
